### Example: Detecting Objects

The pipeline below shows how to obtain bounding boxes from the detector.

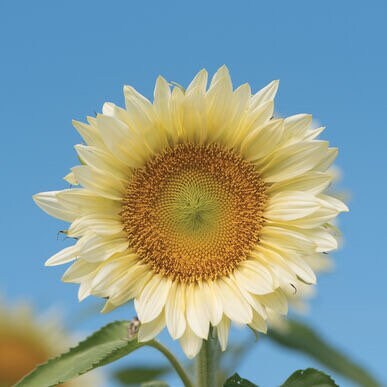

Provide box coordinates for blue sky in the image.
[0,0,386,385]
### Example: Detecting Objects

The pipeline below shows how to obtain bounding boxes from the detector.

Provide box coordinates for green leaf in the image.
[281,368,337,387]
[268,319,381,387]
[141,382,169,387]
[15,320,147,387]
[223,373,258,387]
[114,366,171,385]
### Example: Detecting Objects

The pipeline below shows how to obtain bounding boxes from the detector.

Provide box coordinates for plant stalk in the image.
[196,327,219,387]
[149,340,194,387]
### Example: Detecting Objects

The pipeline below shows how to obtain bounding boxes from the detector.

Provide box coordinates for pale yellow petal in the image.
[135,276,172,323]
[138,312,165,342]
[179,326,203,359]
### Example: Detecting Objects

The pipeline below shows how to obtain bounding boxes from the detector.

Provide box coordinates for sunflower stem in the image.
[196,327,219,387]
[148,340,194,387]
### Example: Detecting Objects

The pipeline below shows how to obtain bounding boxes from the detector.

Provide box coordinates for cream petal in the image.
[90,254,137,295]
[283,114,312,140]
[231,100,274,148]
[267,172,332,195]
[136,276,172,323]
[153,76,172,128]
[259,242,316,284]
[216,277,252,324]
[62,259,100,282]
[236,285,267,319]
[257,290,288,315]
[250,80,279,110]
[57,189,121,215]
[165,282,186,339]
[301,228,338,252]
[75,144,130,181]
[286,206,339,229]
[261,141,329,182]
[201,281,223,326]
[138,312,165,342]
[249,310,267,333]
[234,260,274,295]
[303,126,325,141]
[72,119,106,149]
[216,316,230,351]
[68,214,123,238]
[179,326,203,359]
[186,284,210,339]
[318,194,349,212]
[108,265,152,306]
[186,69,208,94]
[33,191,77,222]
[71,165,125,201]
[78,273,95,301]
[96,114,143,168]
[209,65,232,91]
[79,233,129,262]
[45,244,79,266]
[313,147,338,172]
[63,171,79,185]
[261,226,315,254]
[241,119,284,161]
[265,191,321,221]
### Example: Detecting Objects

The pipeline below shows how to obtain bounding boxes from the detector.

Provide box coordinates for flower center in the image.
[121,143,267,283]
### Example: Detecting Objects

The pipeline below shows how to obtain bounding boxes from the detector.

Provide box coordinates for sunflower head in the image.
[34,66,347,358]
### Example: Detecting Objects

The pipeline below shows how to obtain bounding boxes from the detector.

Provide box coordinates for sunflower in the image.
[0,300,100,386]
[34,66,347,358]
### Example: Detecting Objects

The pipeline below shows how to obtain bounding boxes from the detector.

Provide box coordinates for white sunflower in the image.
[34,66,347,358]
[0,299,100,386]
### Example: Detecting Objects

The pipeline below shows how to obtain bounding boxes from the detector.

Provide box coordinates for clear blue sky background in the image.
[0,1,386,386]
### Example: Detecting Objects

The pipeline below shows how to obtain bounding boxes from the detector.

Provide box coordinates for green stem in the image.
[149,340,194,387]
[196,327,220,387]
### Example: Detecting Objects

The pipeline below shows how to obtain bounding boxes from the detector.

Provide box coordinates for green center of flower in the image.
[121,143,267,283]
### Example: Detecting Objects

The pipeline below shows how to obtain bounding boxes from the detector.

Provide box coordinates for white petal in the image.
[234,260,274,295]
[265,191,321,221]
[79,233,128,262]
[249,310,267,333]
[62,259,99,282]
[68,214,123,238]
[165,282,186,339]
[63,171,78,185]
[261,226,315,254]
[136,276,172,323]
[283,114,312,140]
[201,281,223,326]
[45,244,79,266]
[33,191,76,222]
[313,147,338,172]
[250,80,279,110]
[186,69,208,94]
[75,144,130,181]
[258,290,288,315]
[72,165,125,200]
[186,284,210,339]
[216,277,252,324]
[179,326,203,359]
[301,228,338,252]
[216,316,230,351]
[318,194,349,212]
[267,172,332,195]
[261,141,329,182]
[57,189,121,215]
[138,312,165,342]
[96,114,143,168]
[72,119,106,149]
[241,119,284,161]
